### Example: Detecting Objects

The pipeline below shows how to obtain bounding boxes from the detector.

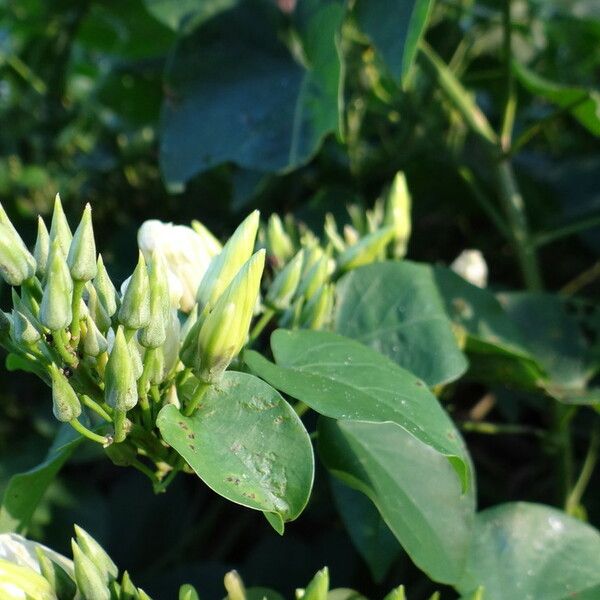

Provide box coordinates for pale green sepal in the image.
[94,255,118,316]
[49,364,82,422]
[118,252,150,330]
[179,583,201,600]
[39,240,73,331]
[12,309,41,345]
[0,557,55,600]
[336,226,395,271]
[34,546,77,599]
[105,326,138,411]
[72,540,111,600]
[298,568,329,600]
[49,193,73,257]
[0,223,36,286]
[267,213,294,263]
[82,314,108,357]
[266,250,303,310]
[34,216,50,278]
[139,251,170,348]
[384,171,412,258]
[382,585,406,600]
[74,524,118,582]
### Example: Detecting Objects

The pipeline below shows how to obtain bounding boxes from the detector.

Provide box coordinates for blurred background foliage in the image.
[0,0,599,597]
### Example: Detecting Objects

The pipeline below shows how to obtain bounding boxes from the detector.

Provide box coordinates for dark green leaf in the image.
[0,426,82,534]
[457,502,600,599]
[156,372,314,530]
[433,266,546,389]
[319,418,475,585]
[353,0,434,82]
[334,262,468,386]
[143,0,237,32]
[513,61,600,136]
[160,1,343,190]
[330,478,401,582]
[245,329,471,489]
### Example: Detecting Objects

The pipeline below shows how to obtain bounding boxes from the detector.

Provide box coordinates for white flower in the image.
[137,220,221,312]
[451,249,488,288]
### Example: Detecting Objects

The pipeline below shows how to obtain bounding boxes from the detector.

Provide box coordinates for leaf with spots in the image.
[156,372,314,532]
[244,329,472,491]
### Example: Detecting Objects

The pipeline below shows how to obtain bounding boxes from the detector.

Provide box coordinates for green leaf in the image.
[0,426,82,534]
[457,502,600,599]
[160,1,343,190]
[334,262,468,386]
[319,418,475,585]
[156,372,314,529]
[143,0,237,32]
[433,266,546,389]
[353,0,434,83]
[499,292,599,404]
[245,329,471,489]
[330,478,401,582]
[513,61,600,136]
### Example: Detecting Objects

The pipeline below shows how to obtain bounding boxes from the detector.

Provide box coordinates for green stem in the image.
[249,308,275,344]
[113,410,127,443]
[81,395,112,422]
[294,401,310,418]
[130,458,159,486]
[70,280,86,343]
[154,460,182,494]
[500,0,516,151]
[566,424,599,515]
[137,348,156,429]
[69,418,109,445]
[533,214,600,248]
[461,420,545,438]
[54,329,77,366]
[184,380,211,417]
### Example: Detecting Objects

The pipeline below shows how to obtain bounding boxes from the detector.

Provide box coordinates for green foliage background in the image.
[0,0,599,597]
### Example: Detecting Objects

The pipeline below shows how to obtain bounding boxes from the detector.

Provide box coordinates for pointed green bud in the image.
[296,254,329,300]
[347,204,366,233]
[118,252,150,330]
[35,546,77,599]
[49,193,73,257]
[82,314,108,357]
[34,217,50,279]
[324,213,346,253]
[67,203,97,282]
[266,250,303,310]
[137,588,153,600]
[0,310,11,337]
[196,210,259,313]
[74,524,118,582]
[11,309,41,345]
[94,255,118,316]
[343,224,360,246]
[87,284,112,334]
[382,586,407,600]
[191,219,222,255]
[224,570,246,600]
[120,571,137,598]
[337,226,395,271]
[185,250,265,382]
[299,284,334,330]
[0,558,55,600]
[179,583,201,600]
[384,171,412,258]
[0,222,36,286]
[267,213,293,263]
[39,240,73,330]
[72,540,111,600]
[105,326,138,411]
[366,198,384,233]
[49,364,81,422]
[139,251,170,348]
[128,335,143,380]
[298,568,329,600]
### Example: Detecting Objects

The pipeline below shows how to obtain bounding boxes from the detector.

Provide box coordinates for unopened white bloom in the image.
[451,249,488,288]
[137,220,221,312]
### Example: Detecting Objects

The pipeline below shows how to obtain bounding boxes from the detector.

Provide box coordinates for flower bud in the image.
[39,240,73,331]
[74,525,118,583]
[49,193,73,257]
[105,327,138,412]
[451,249,488,288]
[179,583,201,600]
[139,251,170,348]
[87,284,111,334]
[11,310,41,345]
[191,219,222,255]
[72,540,110,600]
[34,546,77,599]
[82,314,108,357]
[185,250,265,382]
[298,567,329,600]
[324,214,346,253]
[94,255,118,317]
[196,210,259,313]
[118,252,150,330]
[296,254,329,300]
[0,223,36,286]
[384,172,411,258]
[49,364,81,422]
[67,203,97,282]
[34,217,50,279]
[337,226,395,271]
[0,558,55,600]
[266,250,303,310]
[0,310,11,336]
[299,284,334,330]
[383,586,407,600]
[224,570,246,600]
[267,213,293,263]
